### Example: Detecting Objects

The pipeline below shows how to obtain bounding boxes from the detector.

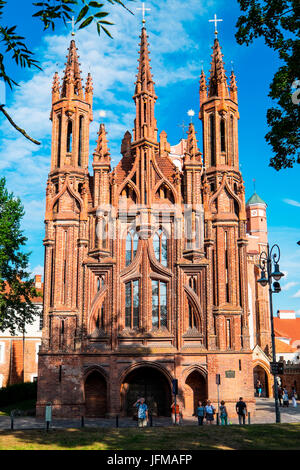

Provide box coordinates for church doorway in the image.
[185,370,207,415]
[84,370,107,417]
[121,366,171,417]
[253,365,269,397]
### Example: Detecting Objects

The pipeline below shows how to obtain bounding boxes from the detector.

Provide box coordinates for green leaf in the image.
[78,15,94,29]
[76,5,89,23]
[98,20,114,25]
[94,11,109,18]
[89,1,104,7]
[101,24,113,38]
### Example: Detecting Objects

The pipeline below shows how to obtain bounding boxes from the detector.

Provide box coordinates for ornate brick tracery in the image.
[36,28,271,418]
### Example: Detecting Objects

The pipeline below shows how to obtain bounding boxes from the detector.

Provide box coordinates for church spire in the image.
[185,123,201,161]
[208,38,229,99]
[50,39,93,172]
[61,39,84,99]
[93,123,110,164]
[199,32,240,170]
[199,69,207,107]
[230,70,238,103]
[52,72,60,103]
[133,25,157,142]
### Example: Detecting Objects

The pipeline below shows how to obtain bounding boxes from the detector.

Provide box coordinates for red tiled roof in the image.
[275,338,297,353]
[156,154,177,180]
[115,155,135,185]
[1,281,43,304]
[274,317,300,346]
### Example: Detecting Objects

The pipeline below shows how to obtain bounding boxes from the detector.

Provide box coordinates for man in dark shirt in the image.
[236,397,247,425]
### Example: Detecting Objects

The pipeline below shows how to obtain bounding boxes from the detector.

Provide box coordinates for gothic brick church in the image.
[36,24,273,418]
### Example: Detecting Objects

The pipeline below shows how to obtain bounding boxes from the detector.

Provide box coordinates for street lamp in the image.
[257,243,284,424]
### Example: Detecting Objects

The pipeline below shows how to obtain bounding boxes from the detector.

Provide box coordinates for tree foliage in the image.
[0,0,133,144]
[236,0,300,170]
[0,177,38,334]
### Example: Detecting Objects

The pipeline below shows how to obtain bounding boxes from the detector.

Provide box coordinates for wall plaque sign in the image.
[225,370,235,378]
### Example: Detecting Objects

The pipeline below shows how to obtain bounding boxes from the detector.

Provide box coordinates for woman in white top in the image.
[204,400,215,425]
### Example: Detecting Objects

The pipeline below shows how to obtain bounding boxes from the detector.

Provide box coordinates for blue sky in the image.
[0,0,299,315]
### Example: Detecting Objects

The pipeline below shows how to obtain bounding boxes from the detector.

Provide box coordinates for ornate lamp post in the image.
[257,243,284,424]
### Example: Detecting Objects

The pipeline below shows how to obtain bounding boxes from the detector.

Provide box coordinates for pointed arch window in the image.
[188,303,198,330]
[67,120,73,153]
[230,115,235,163]
[97,274,105,291]
[220,118,226,153]
[226,318,232,349]
[126,231,139,266]
[125,280,139,328]
[209,114,216,166]
[189,275,197,293]
[153,229,168,267]
[57,115,62,167]
[152,280,167,329]
[96,304,105,330]
[78,115,83,166]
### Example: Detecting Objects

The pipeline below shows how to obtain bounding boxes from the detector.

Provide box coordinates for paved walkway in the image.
[0,399,299,430]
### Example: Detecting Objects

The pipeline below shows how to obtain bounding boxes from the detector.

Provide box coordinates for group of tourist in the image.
[255,380,298,408]
[133,396,248,427]
[195,397,247,426]
[278,386,298,408]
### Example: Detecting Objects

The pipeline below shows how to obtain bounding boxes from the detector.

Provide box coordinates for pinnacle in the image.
[208,37,229,98]
[61,38,83,99]
[94,123,110,162]
[185,123,201,161]
[135,25,155,96]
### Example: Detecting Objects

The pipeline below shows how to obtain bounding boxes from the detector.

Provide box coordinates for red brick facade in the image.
[36,30,271,418]
[0,276,43,387]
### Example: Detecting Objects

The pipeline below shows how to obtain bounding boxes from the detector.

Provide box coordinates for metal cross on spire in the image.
[209,14,223,37]
[67,16,76,36]
[178,121,188,138]
[136,2,151,25]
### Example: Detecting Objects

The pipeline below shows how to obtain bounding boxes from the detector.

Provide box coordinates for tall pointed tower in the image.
[131,24,158,208]
[200,33,251,364]
[40,39,93,386]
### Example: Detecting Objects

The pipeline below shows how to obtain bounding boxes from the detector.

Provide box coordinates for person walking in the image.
[220,400,228,425]
[278,386,283,407]
[291,387,298,408]
[133,397,148,428]
[257,381,262,398]
[236,397,247,425]
[171,401,181,425]
[283,388,289,407]
[196,400,205,425]
[204,400,216,425]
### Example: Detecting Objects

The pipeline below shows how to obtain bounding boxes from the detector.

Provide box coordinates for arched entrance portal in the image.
[253,365,269,397]
[121,367,172,417]
[185,370,207,415]
[84,371,107,417]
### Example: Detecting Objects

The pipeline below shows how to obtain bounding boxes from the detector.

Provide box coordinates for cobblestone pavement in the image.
[0,398,299,431]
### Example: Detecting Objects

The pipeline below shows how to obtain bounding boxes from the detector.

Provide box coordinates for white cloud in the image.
[281,282,298,292]
[293,290,300,299]
[283,199,300,208]
[31,265,44,276]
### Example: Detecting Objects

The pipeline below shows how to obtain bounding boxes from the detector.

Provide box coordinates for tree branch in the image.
[0,105,40,145]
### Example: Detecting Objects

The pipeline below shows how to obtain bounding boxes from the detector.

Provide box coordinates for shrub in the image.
[0,382,37,407]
